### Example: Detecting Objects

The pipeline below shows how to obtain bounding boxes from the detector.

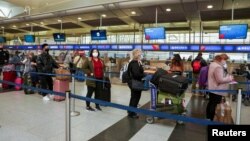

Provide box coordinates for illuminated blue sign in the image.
[190,45,199,51]
[236,46,250,51]
[118,45,133,50]
[224,46,234,51]
[200,45,222,51]
[49,45,59,49]
[170,45,188,50]
[111,45,118,50]
[79,45,90,49]
[160,45,169,50]
[141,45,160,50]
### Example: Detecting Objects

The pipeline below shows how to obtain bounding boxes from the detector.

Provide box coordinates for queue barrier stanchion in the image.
[65,90,71,141]
[70,74,80,117]
[236,88,242,125]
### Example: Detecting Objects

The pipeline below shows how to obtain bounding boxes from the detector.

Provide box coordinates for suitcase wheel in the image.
[146,116,154,124]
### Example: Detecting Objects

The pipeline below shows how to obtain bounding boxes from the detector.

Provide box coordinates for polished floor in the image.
[0,81,249,141]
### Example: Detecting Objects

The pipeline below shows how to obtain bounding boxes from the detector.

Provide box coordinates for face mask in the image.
[45,48,49,53]
[92,52,98,57]
[221,60,226,65]
[223,63,227,69]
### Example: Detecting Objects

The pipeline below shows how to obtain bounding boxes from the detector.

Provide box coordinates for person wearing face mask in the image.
[206,53,233,121]
[127,49,145,118]
[82,49,105,111]
[37,43,59,101]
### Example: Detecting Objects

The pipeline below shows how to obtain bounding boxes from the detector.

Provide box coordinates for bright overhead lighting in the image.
[1,26,4,29]
[58,19,62,22]
[166,8,171,12]
[131,11,136,15]
[207,5,213,9]
[40,22,44,24]
[12,25,16,28]
[26,23,29,26]
[78,17,82,20]
[101,14,106,18]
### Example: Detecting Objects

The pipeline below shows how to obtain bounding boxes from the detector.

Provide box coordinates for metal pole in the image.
[65,91,71,141]
[232,0,234,21]
[70,74,80,117]
[236,88,242,125]
[155,8,158,27]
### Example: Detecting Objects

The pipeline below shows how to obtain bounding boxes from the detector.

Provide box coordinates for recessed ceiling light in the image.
[58,19,62,22]
[40,22,44,25]
[13,25,16,28]
[78,17,82,20]
[26,23,30,26]
[131,11,136,15]
[207,5,213,9]
[166,8,171,12]
[1,26,4,29]
[102,14,106,18]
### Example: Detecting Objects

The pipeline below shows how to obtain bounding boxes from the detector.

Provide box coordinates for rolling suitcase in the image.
[2,71,16,89]
[23,74,35,94]
[53,80,69,101]
[15,77,23,90]
[99,77,111,102]
[158,73,189,96]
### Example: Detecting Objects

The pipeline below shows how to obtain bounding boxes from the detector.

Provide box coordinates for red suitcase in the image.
[2,71,16,89]
[53,80,69,101]
[15,77,23,90]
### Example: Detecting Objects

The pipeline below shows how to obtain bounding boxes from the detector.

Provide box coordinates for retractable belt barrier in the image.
[0,76,243,126]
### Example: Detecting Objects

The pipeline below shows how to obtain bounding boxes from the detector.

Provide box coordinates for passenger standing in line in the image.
[191,52,207,94]
[36,44,59,101]
[0,47,9,76]
[30,52,39,88]
[206,54,233,121]
[168,54,184,75]
[82,49,105,111]
[127,49,145,118]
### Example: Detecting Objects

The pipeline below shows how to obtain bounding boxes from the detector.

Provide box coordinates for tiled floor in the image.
[0,81,249,141]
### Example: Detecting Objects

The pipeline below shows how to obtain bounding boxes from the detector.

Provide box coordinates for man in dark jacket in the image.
[191,52,207,95]
[37,43,59,101]
[0,47,9,75]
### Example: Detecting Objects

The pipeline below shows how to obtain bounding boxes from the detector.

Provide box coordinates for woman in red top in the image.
[83,49,105,111]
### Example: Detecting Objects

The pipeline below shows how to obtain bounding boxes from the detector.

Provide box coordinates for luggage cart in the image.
[146,83,186,124]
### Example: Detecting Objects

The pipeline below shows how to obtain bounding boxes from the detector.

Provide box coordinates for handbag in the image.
[131,79,147,91]
[54,68,71,81]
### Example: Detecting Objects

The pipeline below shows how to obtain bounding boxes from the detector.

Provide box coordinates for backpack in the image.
[198,66,209,87]
[192,60,201,73]
[121,63,130,83]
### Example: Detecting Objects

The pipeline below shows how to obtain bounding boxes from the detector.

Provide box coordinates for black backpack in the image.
[150,68,167,86]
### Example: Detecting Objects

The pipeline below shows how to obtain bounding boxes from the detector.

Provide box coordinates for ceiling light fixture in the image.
[40,22,44,24]
[58,19,62,22]
[101,14,106,18]
[26,23,29,26]
[1,26,4,29]
[78,17,82,20]
[131,11,136,15]
[166,8,171,12]
[207,5,213,9]
[13,25,16,28]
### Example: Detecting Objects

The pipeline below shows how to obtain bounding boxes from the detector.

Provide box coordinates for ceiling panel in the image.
[110,29,139,33]
[4,28,25,33]
[19,26,49,32]
[46,22,83,29]
[166,27,191,31]
[82,18,127,27]
[201,8,250,21]
[131,13,187,24]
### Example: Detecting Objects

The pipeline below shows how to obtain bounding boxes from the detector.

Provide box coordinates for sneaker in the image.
[96,106,102,111]
[43,95,50,101]
[49,94,54,99]
[86,106,95,111]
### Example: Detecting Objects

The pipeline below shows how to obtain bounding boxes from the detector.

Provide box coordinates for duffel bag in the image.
[158,74,188,96]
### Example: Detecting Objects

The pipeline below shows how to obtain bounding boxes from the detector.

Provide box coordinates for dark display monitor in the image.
[219,24,248,39]
[91,30,107,40]
[53,33,66,42]
[24,35,35,43]
[144,27,165,40]
[0,36,6,43]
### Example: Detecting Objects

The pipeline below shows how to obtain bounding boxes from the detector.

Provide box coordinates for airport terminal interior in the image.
[0,0,250,141]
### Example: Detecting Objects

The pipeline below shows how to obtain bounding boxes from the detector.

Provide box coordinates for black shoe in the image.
[86,106,95,111]
[128,114,139,119]
[96,106,102,111]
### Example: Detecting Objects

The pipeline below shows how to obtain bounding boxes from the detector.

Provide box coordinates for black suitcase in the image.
[150,68,167,86]
[158,74,189,96]
[99,77,111,102]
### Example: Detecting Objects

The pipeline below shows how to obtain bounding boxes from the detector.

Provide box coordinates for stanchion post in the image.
[236,88,242,125]
[65,91,71,141]
[70,74,80,117]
